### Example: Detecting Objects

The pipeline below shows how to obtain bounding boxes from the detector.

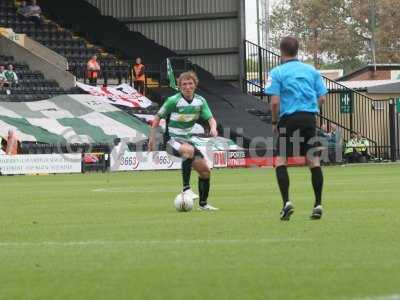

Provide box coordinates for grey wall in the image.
[86,0,245,82]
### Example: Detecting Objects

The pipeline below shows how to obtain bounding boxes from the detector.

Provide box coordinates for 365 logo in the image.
[154,154,174,168]
[120,155,140,169]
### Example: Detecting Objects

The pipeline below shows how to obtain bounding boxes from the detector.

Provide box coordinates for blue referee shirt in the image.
[265,59,328,117]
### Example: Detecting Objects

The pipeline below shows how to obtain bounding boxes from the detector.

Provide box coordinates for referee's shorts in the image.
[165,137,204,159]
[276,112,319,157]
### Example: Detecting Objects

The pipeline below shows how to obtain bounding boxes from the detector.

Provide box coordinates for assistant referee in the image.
[265,36,328,221]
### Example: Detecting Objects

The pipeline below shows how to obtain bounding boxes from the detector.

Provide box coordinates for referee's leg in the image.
[303,119,324,220]
[275,119,294,220]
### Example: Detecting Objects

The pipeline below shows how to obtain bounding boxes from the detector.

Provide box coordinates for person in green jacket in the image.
[4,64,18,86]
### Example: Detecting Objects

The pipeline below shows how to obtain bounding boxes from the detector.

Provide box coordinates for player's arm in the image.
[148,115,161,152]
[201,100,218,137]
[208,117,218,137]
[149,97,174,151]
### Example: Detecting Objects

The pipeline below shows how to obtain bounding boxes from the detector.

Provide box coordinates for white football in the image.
[174,193,194,212]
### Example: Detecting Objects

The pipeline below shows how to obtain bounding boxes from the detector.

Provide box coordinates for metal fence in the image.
[243,40,399,160]
[70,60,164,91]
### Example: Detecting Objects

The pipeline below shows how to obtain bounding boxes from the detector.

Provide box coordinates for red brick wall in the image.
[348,70,391,81]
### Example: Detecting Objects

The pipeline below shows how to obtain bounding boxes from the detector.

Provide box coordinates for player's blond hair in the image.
[177,71,199,87]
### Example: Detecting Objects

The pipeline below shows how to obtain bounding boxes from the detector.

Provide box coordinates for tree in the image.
[269,0,400,72]
[351,0,400,63]
[270,0,353,67]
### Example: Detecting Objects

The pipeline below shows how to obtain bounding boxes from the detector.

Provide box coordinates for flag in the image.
[0,95,149,144]
[76,82,152,108]
[166,58,178,91]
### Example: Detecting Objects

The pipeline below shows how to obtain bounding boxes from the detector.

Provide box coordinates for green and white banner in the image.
[0,95,149,144]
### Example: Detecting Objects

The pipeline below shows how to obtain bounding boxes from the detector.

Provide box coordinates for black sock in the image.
[275,165,289,205]
[198,177,210,206]
[182,158,193,191]
[311,167,323,207]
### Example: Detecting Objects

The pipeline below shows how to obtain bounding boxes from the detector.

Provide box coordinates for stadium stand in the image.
[0,54,80,101]
[0,0,130,84]
[37,0,274,148]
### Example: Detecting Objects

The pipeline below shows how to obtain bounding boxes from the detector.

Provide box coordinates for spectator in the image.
[344,133,361,163]
[327,124,342,163]
[0,65,9,92]
[26,0,42,26]
[315,124,330,163]
[6,129,19,155]
[317,124,329,138]
[133,57,145,95]
[1,133,7,153]
[356,133,370,162]
[5,64,18,86]
[17,1,30,17]
[87,55,101,86]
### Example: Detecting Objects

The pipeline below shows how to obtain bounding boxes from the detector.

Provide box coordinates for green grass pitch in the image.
[1,164,399,300]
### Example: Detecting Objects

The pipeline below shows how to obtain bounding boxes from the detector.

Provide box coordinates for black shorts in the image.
[276,112,318,157]
[134,80,145,94]
[165,138,204,159]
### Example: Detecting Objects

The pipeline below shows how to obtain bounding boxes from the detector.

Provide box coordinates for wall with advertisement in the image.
[213,151,228,168]
[0,154,82,175]
[214,150,306,168]
[110,147,217,172]
[110,151,182,171]
[227,150,247,167]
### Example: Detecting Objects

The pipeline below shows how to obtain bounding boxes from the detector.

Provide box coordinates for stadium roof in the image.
[338,80,400,93]
[367,81,400,94]
[337,64,400,81]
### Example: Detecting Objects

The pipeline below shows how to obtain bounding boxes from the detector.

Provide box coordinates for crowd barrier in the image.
[212,150,305,168]
[0,154,82,175]
[0,150,307,175]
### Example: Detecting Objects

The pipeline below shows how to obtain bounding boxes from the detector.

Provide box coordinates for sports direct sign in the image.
[227,150,247,167]
[0,154,82,175]
[213,151,227,168]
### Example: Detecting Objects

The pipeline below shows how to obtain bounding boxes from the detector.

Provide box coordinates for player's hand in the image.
[209,127,218,137]
[148,138,156,152]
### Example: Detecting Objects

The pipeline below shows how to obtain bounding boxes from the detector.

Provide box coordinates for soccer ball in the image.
[174,192,194,212]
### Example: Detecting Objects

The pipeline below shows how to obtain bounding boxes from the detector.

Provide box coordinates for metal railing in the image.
[243,40,399,160]
[69,57,196,91]
[69,61,164,91]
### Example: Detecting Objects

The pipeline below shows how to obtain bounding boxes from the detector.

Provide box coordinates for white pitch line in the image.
[0,238,312,247]
[91,183,275,193]
[350,295,400,300]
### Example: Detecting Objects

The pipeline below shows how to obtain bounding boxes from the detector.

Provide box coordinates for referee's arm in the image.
[271,95,280,128]
[265,71,281,129]
[318,95,326,111]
